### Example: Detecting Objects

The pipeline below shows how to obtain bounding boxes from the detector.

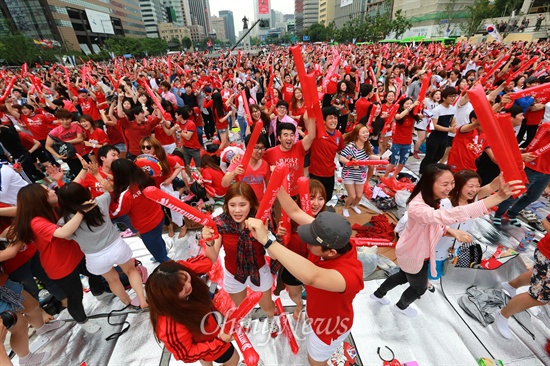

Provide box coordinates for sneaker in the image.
[509,218,522,227]
[501,281,517,297]
[351,206,361,214]
[80,321,101,334]
[35,320,65,335]
[241,314,252,333]
[495,310,512,339]
[266,317,279,338]
[413,150,420,159]
[427,282,436,293]
[119,228,135,238]
[493,216,502,227]
[392,304,417,317]
[18,351,50,365]
[342,208,350,217]
[370,293,390,305]
[129,296,141,309]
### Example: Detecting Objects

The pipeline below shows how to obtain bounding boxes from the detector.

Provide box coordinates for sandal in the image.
[518,210,538,223]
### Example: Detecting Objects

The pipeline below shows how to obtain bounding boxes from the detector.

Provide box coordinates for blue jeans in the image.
[196,126,204,147]
[495,168,550,218]
[140,218,170,263]
[237,115,247,141]
[112,213,137,234]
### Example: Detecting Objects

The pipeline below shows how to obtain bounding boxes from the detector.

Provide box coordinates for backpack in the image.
[458,285,505,326]
[455,243,482,268]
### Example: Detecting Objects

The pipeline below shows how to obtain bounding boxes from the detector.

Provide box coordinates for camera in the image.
[0,310,18,329]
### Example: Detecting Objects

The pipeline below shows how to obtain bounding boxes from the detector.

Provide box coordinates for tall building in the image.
[365,0,389,17]
[210,15,227,40]
[140,0,168,38]
[187,23,205,43]
[188,0,211,36]
[319,0,336,25]
[303,0,319,30]
[219,10,235,43]
[271,10,284,29]
[295,0,304,33]
[163,0,192,28]
[0,0,146,53]
[253,0,272,40]
[333,0,367,29]
[158,21,191,42]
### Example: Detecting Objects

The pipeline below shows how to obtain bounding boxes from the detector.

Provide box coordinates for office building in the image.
[319,0,335,25]
[333,0,367,28]
[211,15,227,40]
[295,0,304,33]
[163,0,192,28]
[188,0,211,36]
[158,21,191,42]
[303,0,319,30]
[140,0,168,38]
[187,23,205,43]
[253,0,272,40]
[219,10,235,43]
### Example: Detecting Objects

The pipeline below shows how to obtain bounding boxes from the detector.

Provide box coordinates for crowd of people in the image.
[0,38,549,364]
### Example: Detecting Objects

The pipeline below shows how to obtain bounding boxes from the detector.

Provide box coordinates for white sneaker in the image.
[241,314,252,332]
[18,351,50,365]
[370,293,390,305]
[35,320,65,335]
[266,317,279,338]
[343,208,350,217]
[501,281,517,297]
[80,321,101,334]
[495,310,512,339]
[392,304,417,317]
[351,206,362,214]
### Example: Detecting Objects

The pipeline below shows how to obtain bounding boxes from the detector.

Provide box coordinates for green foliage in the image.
[460,0,497,35]
[0,35,40,65]
[492,0,523,17]
[181,37,192,49]
[392,10,413,39]
[104,37,168,57]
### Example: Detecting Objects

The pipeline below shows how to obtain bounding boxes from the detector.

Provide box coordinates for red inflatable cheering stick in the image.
[237,121,263,176]
[240,90,254,126]
[504,82,550,109]
[256,163,289,223]
[222,291,263,334]
[275,298,300,355]
[413,70,432,115]
[142,186,219,241]
[297,177,313,216]
[345,160,389,167]
[234,326,260,366]
[0,77,17,103]
[467,84,528,197]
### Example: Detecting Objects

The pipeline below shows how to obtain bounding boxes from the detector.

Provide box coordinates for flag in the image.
[486,24,502,42]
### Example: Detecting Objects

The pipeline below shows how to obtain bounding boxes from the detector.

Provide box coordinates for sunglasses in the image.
[141,145,152,150]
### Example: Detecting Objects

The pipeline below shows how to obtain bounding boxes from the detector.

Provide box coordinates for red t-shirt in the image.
[79,169,107,198]
[95,92,108,110]
[305,249,364,345]
[282,83,294,104]
[178,120,201,150]
[228,159,271,202]
[110,184,164,232]
[537,233,550,259]
[21,112,55,141]
[448,127,486,173]
[119,116,159,156]
[49,123,85,155]
[525,108,545,126]
[83,128,109,156]
[355,98,372,123]
[30,217,84,280]
[393,115,415,145]
[153,122,176,146]
[326,75,339,95]
[525,124,550,174]
[264,140,307,196]
[78,97,101,121]
[221,233,265,275]
[309,130,344,177]
[201,167,228,197]
[153,155,180,187]
[0,203,37,274]
[106,120,125,146]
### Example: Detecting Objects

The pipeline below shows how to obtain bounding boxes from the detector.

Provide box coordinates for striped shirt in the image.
[340,142,369,182]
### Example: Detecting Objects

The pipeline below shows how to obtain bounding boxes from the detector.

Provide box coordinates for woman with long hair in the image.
[289,88,306,135]
[8,184,105,333]
[201,182,278,335]
[339,124,380,217]
[379,91,396,155]
[331,81,354,134]
[384,97,422,178]
[199,154,228,199]
[275,179,327,320]
[108,158,170,263]
[413,89,441,159]
[57,182,147,308]
[139,136,183,188]
[245,104,271,148]
[370,164,524,317]
[146,259,239,365]
[203,91,232,152]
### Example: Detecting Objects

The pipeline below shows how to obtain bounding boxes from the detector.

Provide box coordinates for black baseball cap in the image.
[297,212,352,250]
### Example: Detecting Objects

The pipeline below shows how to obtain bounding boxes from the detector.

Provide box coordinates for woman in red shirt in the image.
[146,258,239,365]
[139,136,183,188]
[8,184,105,333]
[384,97,422,178]
[79,114,109,164]
[202,182,278,336]
[379,90,396,155]
[289,88,306,137]
[203,92,233,153]
[199,155,228,198]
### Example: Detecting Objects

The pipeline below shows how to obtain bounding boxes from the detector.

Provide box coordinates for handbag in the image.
[49,134,76,159]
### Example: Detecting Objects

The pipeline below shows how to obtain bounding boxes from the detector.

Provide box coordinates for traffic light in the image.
[259,19,270,29]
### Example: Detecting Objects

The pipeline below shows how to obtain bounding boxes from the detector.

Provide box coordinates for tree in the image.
[460,0,497,36]
[392,10,412,39]
[0,35,39,65]
[181,37,192,50]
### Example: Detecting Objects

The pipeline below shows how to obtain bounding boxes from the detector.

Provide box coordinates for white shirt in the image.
[0,164,28,205]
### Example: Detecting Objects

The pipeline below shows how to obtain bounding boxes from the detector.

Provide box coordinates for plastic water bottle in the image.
[518,231,536,252]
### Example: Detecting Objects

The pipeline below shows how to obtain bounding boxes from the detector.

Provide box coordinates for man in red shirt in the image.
[175,107,201,178]
[309,107,345,200]
[282,73,294,105]
[447,111,486,173]
[45,108,84,177]
[355,84,374,123]
[263,116,316,197]
[247,211,363,366]
[5,102,56,143]
[73,89,101,122]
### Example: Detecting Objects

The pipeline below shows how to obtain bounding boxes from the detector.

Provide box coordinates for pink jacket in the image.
[397,194,489,277]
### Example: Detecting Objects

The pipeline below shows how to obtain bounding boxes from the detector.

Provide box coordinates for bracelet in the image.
[82,167,88,171]
[205,241,215,247]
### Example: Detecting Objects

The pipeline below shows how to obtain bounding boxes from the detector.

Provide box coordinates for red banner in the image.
[258,0,269,15]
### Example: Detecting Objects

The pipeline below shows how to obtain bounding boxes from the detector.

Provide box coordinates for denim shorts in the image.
[390,143,411,165]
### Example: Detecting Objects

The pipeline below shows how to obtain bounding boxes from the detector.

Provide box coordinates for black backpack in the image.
[455,243,483,268]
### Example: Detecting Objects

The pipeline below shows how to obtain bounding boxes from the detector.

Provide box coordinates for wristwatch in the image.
[265,231,277,249]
